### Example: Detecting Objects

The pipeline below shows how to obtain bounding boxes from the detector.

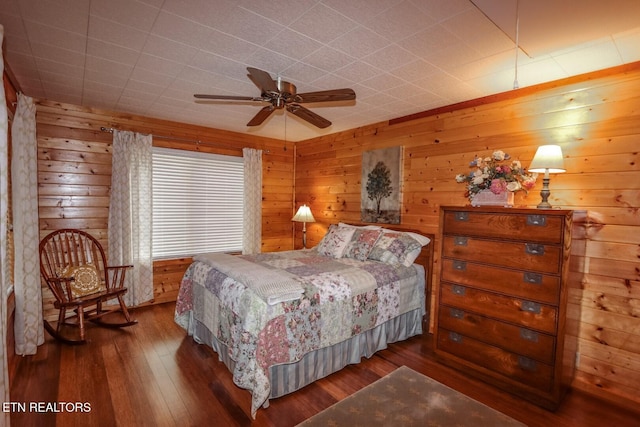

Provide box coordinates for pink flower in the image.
[490,179,507,194]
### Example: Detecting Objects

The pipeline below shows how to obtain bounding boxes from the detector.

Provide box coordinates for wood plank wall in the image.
[35,100,295,312]
[294,62,640,410]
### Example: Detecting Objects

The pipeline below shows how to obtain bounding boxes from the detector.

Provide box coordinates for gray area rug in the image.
[297,366,526,426]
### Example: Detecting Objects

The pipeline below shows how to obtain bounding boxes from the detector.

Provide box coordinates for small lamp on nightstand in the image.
[528,145,566,209]
[292,204,315,248]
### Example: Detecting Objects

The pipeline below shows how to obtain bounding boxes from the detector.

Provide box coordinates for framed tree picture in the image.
[361,146,403,224]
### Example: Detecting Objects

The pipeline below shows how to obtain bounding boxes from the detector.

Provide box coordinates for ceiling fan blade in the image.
[247,105,276,126]
[194,94,258,101]
[247,67,279,94]
[286,104,331,128]
[296,88,356,103]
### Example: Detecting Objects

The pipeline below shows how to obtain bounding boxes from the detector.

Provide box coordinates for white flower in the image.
[455,174,467,183]
[506,181,522,192]
[492,150,506,161]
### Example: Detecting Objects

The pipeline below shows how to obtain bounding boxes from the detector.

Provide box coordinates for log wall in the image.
[294,62,640,410]
[35,100,295,311]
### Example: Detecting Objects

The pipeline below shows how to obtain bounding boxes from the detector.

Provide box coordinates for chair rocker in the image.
[39,229,138,344]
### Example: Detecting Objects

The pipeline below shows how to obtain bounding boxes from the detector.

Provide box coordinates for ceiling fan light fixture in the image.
[194,66,356,129]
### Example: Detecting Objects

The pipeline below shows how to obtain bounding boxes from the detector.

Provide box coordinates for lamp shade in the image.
[528,145,566,173]
[292,205,315,223]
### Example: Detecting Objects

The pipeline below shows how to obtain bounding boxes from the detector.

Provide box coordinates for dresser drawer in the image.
[442,210,564,244]
[438,328,554,391]
[441,259,560,304]
[440,283,558,334]
[438,305,555,364]
[442,236,562,274]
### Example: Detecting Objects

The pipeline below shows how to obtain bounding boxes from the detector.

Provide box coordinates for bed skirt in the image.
[190,306,424,404]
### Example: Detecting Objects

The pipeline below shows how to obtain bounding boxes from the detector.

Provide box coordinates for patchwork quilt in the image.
[174,249,424,418]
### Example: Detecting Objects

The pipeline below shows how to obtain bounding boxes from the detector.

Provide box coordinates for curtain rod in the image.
[99,127,269,153]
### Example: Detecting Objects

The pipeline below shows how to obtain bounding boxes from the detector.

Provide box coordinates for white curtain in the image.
[108,130,153,306]
[11,93,44,355]
[0,24,12,427]
[242,148,262,255]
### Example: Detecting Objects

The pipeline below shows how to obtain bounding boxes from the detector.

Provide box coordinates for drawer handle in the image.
[451,285,466,296]
[521,301,541,314]
[525,243,545,256]
[527,215,547,226]
[523,272,542,285]
[454,212,469,221]
[449,331,463,343]
[520,328,539,342]
[518,356,538,372]
[449,308,464,319]
[452,260,467,271]
[453,236,468,246]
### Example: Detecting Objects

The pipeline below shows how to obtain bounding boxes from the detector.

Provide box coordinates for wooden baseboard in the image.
[571,378,640,414]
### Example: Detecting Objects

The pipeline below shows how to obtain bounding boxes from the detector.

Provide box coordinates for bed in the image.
[174,223,435,418]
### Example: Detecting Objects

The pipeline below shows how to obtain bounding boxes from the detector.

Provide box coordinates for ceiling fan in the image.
[194,67,356,129]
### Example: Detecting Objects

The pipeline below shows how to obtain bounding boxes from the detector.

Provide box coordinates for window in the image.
[152,147,244,259]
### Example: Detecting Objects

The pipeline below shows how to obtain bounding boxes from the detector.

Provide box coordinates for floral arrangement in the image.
[455,150,537,200]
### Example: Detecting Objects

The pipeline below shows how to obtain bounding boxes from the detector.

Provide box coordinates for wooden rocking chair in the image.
[39,229,138,344]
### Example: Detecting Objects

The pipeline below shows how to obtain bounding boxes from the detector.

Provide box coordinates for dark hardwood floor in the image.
[9,303,639,427]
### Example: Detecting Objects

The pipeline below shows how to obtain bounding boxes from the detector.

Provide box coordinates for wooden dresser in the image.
[434,206,577,410]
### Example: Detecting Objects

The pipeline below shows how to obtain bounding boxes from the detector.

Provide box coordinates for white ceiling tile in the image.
[90,0,160,31]
[289,3,355,44]
[142,35,199,64]
[87,38,140,67]
[329,26,389,59]
[83,68,128,89]
[34,57,84,78]
[426,42,483,71]
[363,1,435,42]
[441,8,513,56]
[150,10,213,48]
[238,0,318,25]
[84,55,133,78]
[613,29,640,63]
[26,43,84,67]
[244,47,298,75]
[216,6,285,46]
[3,0,640,141]
[302,45,354,73]
[333,61,381,83]
[514,57,569,88]
[360,72,406,91]
[552,39,623,76]
[135,54,185,78]
[362,44,418,72]
[401,24,460,59]
[130,66,176,87]
[193,28,259,62]
[265,28,323,61]
[410,0,474,22]
[161,0,235,27]
[322,0,402,23]
[390,59,439,82]
[89,16,149,51]
[17,0,89,34]
[281,62,327,85]
[23,20,87,53]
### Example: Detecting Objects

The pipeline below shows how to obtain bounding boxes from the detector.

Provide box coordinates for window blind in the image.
[152,147,244,259]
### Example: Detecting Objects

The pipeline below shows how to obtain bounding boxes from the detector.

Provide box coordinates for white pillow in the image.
[317,224,356,258]
[404,231,431,247]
